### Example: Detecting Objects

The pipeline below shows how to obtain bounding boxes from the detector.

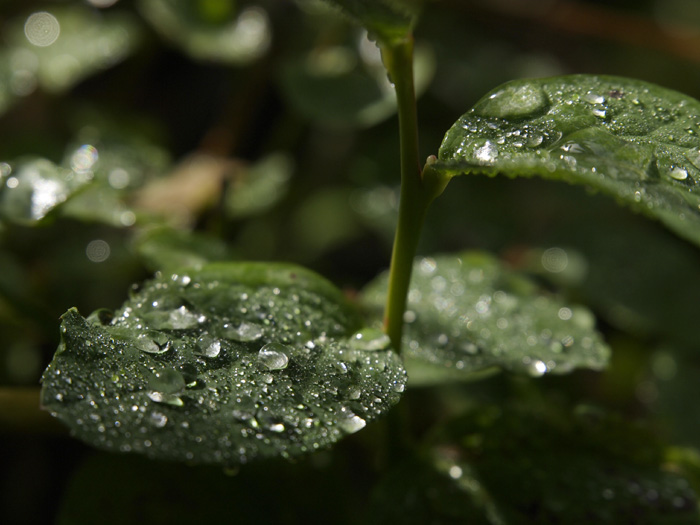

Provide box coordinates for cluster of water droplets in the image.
[41,264,406,465]
[439,76,700,244]
[363,253,608,379]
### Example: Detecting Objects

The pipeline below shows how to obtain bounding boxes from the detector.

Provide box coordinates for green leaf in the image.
[40,263,406,465]
[314,0,420,44]
[0,159,90,225]
[436,75,700,248]
[279,41,434,128]
[373,405,699,523]
[138,0,271,64]
[361,252,609,386]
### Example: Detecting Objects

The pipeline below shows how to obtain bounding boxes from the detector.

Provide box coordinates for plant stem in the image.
[381,37,430,354]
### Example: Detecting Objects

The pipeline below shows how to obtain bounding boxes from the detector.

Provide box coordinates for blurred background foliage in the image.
[1,0,700,522]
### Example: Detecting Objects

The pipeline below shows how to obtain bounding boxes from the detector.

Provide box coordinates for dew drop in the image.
[257,343,290,370]
[583,93,605,105]
[167,306,199,329]
[349,328,391,351]
[338,412,366,434]
[147,391,184,407]
[474,141,498,163]
[475,83,548,119]
[149,411,168,428]
[225,322,264,342]
[527,360,548,377]
[669,167,689,181]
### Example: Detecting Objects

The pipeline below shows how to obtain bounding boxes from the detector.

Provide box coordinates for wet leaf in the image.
[0,159,90,225]
[40,263,406,465]
[316,0,421,44]
[361,252,609,386]
[436,75,700,248]
[138,0,271,64]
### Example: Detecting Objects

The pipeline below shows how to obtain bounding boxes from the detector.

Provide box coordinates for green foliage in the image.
[436,75,700,247]
[41,263,405,464]
[2,0,700,522]
[362,252,609,386]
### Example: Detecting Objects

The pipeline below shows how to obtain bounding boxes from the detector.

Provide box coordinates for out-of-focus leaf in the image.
[134,226,232,273]
[41,263,406,465]
[0,158,90,225]
[138,0,271,64]
[314,0,421,44]
[279,36,434,128]
[372,404,699,523]
[226,153,293,219]
[436,75,700,248]
[361,252,609,386]
[0,6,140,111]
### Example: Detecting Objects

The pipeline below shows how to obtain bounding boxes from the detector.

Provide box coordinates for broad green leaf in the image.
[372,405,699,523]
[1,7,140,106]
[134,227,232,273]
[361,252,609,386]
[279,39,434,127]
[138,0,271,64]
[314,0,420,44]
[41,263,406,465]
[436,75,700,248]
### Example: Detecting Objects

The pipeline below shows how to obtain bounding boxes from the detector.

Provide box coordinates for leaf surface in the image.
[41,263,406,465]
[361,252,609,385]
[436,75,700,247]
[138,0,270,64]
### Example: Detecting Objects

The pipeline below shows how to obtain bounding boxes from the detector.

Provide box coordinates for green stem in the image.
[381,37,431,354]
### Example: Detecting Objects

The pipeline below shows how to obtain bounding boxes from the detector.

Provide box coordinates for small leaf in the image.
[279,39,434,127]
[436,75,700,248]
[138,0,271,64]
[314,0,421,44]
[41,262,406,465]
[361,252,609,386]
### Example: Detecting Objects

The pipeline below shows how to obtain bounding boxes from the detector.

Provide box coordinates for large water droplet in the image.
[257,343,290,370]
[349,328,391,351]
[149,411,168,428]
[669,167,689,181]
[148,368,185,394]
[167,306,200,329]
[475,83,548,119]
[338,410,366,434]
[225,321,264,342]
[474,141,498,163]
[526,359,548,377]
